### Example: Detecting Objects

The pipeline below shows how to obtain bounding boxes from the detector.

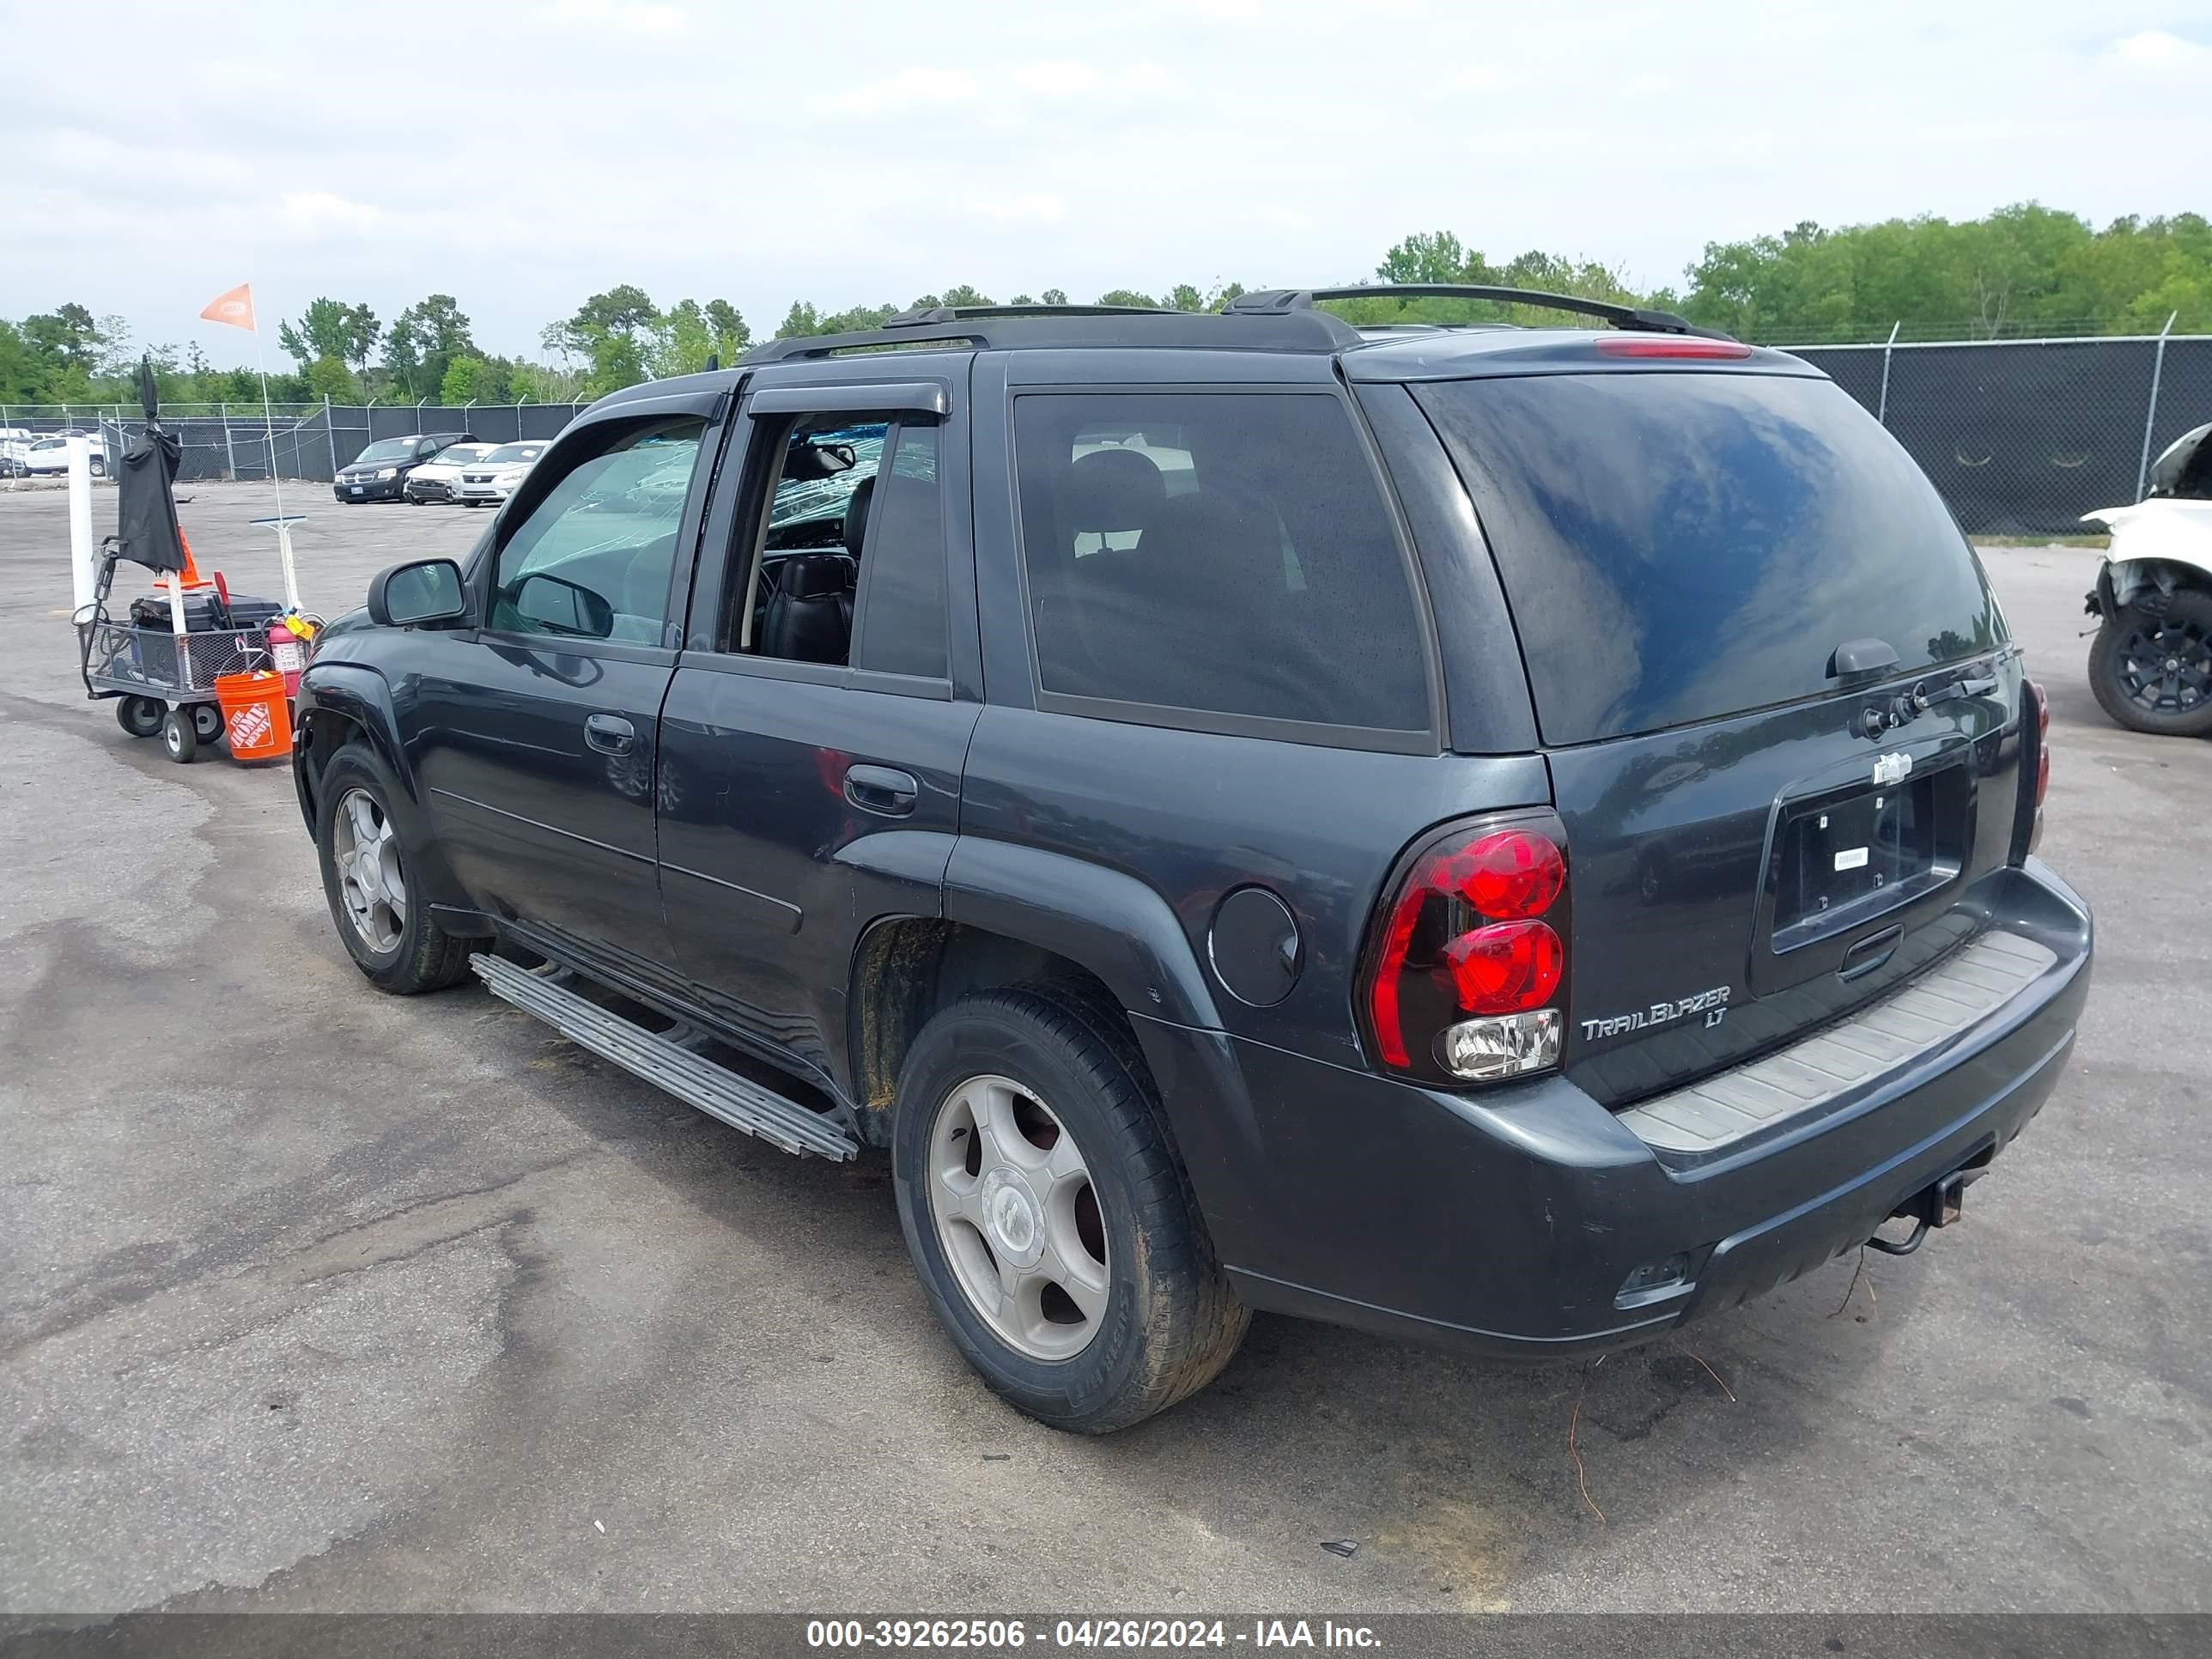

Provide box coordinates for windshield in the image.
[770,425,886,529]
[484,443,545,465]
[354,438,418,465]
[1417,372,2004,745]
[433,445,491,467]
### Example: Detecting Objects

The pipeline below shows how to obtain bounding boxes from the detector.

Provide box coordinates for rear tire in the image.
[191,702,223,744]
[891,986,1247,1433]
[160,708,197,763]
[314,743,488,994]
[117,696,163,738]
[2090,587,2212,737]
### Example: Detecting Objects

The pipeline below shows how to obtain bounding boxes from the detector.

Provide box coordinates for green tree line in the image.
[6,202,2208,410]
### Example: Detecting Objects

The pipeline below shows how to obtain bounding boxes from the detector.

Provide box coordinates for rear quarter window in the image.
[1013,391,1430,737]
[1416,372,2005,745]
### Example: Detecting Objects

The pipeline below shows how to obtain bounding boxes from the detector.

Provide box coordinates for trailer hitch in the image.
[1865,1170,1967,1256]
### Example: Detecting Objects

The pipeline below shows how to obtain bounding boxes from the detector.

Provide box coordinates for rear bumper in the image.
[1142,860,2092,1360]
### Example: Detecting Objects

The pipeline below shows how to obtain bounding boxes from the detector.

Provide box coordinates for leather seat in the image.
[763,553,854,664]
[760,476,873,664]
[842,474,876,557]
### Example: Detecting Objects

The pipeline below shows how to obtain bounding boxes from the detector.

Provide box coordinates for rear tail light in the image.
[2011,678,2050,863]
[2029,679,2050,808]
[1362,818,1570,1085]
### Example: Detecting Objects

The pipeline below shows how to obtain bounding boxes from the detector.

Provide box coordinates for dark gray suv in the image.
[292,290,2092,1432]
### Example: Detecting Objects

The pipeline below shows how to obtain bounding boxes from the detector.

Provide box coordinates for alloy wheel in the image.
[925,1073,1110,1361]
[2116,613,2212,715]
[332,787,406,954]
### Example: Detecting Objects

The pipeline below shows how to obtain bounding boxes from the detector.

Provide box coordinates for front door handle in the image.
[584,713,636,757]
[845,763,920,817]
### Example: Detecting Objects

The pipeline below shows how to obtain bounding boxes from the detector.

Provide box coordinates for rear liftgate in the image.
[471,954,858,1160]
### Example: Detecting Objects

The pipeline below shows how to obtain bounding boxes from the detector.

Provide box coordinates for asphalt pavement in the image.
[0,482,2204,1616]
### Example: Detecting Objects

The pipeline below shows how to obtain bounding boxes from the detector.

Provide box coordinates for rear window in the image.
[1014,392,1429,735]
[1417,373,2004,745]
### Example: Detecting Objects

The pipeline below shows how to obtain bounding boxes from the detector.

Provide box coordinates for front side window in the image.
[489,418,705,646]
[1013,392,1429,732]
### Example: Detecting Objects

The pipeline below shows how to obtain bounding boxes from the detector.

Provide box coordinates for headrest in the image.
[1066,448,1166,534]
[781,552,852,599]
[842,475,877,556]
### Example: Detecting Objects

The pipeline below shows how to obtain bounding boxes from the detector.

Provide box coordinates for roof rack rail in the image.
[1224,284,1736,341]
[884,301,1176,326]
[738,306,1361,363]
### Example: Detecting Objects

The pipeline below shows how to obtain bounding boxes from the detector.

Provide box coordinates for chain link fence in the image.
[1790,330,2208,534]
[8,334,2209,532]
[0,401,588,486]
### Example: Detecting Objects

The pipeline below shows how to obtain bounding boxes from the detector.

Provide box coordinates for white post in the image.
[2136,311,2179,501]
[67,437,97,613]
[235,309,299,611]
[1875,320,1901,426]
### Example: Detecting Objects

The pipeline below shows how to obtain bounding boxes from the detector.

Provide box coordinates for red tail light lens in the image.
[2029,680,2050,807]
[1364,818,1570,1079]
[1445,921,1564,1014]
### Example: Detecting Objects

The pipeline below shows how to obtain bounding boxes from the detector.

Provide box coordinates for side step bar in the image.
[471,953,858,1161]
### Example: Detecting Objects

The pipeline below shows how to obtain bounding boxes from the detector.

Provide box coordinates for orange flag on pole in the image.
[199,283,256,331]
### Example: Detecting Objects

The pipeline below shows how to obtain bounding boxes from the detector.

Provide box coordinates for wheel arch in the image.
[296,663,474,921]
[2100,556,2212,615]
[844,841,1259,1251]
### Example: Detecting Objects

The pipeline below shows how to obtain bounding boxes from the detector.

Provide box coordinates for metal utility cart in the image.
[76,593,272,763]
[72,356,277,763]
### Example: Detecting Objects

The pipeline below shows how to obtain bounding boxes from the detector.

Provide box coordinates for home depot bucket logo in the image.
[228,700,273,751]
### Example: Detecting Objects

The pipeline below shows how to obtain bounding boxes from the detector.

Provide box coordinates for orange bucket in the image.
[212,670,294,764]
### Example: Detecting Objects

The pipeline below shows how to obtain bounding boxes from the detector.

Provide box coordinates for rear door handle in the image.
[584,713,635,756]
[845,763,919,817]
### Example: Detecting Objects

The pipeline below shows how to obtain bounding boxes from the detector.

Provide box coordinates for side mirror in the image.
[367,558,469,628]
[510,572,614,640]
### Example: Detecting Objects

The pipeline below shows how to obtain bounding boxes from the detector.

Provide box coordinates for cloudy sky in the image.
[4,0,2209,366]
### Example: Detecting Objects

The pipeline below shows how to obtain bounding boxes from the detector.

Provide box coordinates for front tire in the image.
[191,702,223,744]
[2090,587,2212,737]
[891,987,1247,1433]
[314,743,486,993]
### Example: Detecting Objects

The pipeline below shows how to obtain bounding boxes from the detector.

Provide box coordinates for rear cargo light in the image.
[1595,337,1753,360]
[1363,819,1570,1083]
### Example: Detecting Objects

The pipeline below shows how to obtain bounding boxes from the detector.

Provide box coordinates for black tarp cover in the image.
[115,419,187,574]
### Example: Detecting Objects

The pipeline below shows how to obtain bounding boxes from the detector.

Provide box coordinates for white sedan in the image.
[453,441,549,506]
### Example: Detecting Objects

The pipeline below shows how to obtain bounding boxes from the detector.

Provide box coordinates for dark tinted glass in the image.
[1013,392,1428,732]
[1416,374,2003,745]
[852,423,949,679]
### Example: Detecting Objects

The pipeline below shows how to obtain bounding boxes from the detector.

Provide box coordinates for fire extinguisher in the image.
[268,614,318,701]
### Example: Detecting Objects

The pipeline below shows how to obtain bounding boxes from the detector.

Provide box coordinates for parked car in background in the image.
[333,432,474,503]
[297,290,2088,1433]
[453,441,550,506]
[0,428,33,475]
[2081,420,2212,736]
[18,432,106,477]
[403,442,495,504]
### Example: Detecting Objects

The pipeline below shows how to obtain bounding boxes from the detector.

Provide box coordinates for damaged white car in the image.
[2083,421,2212,736]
